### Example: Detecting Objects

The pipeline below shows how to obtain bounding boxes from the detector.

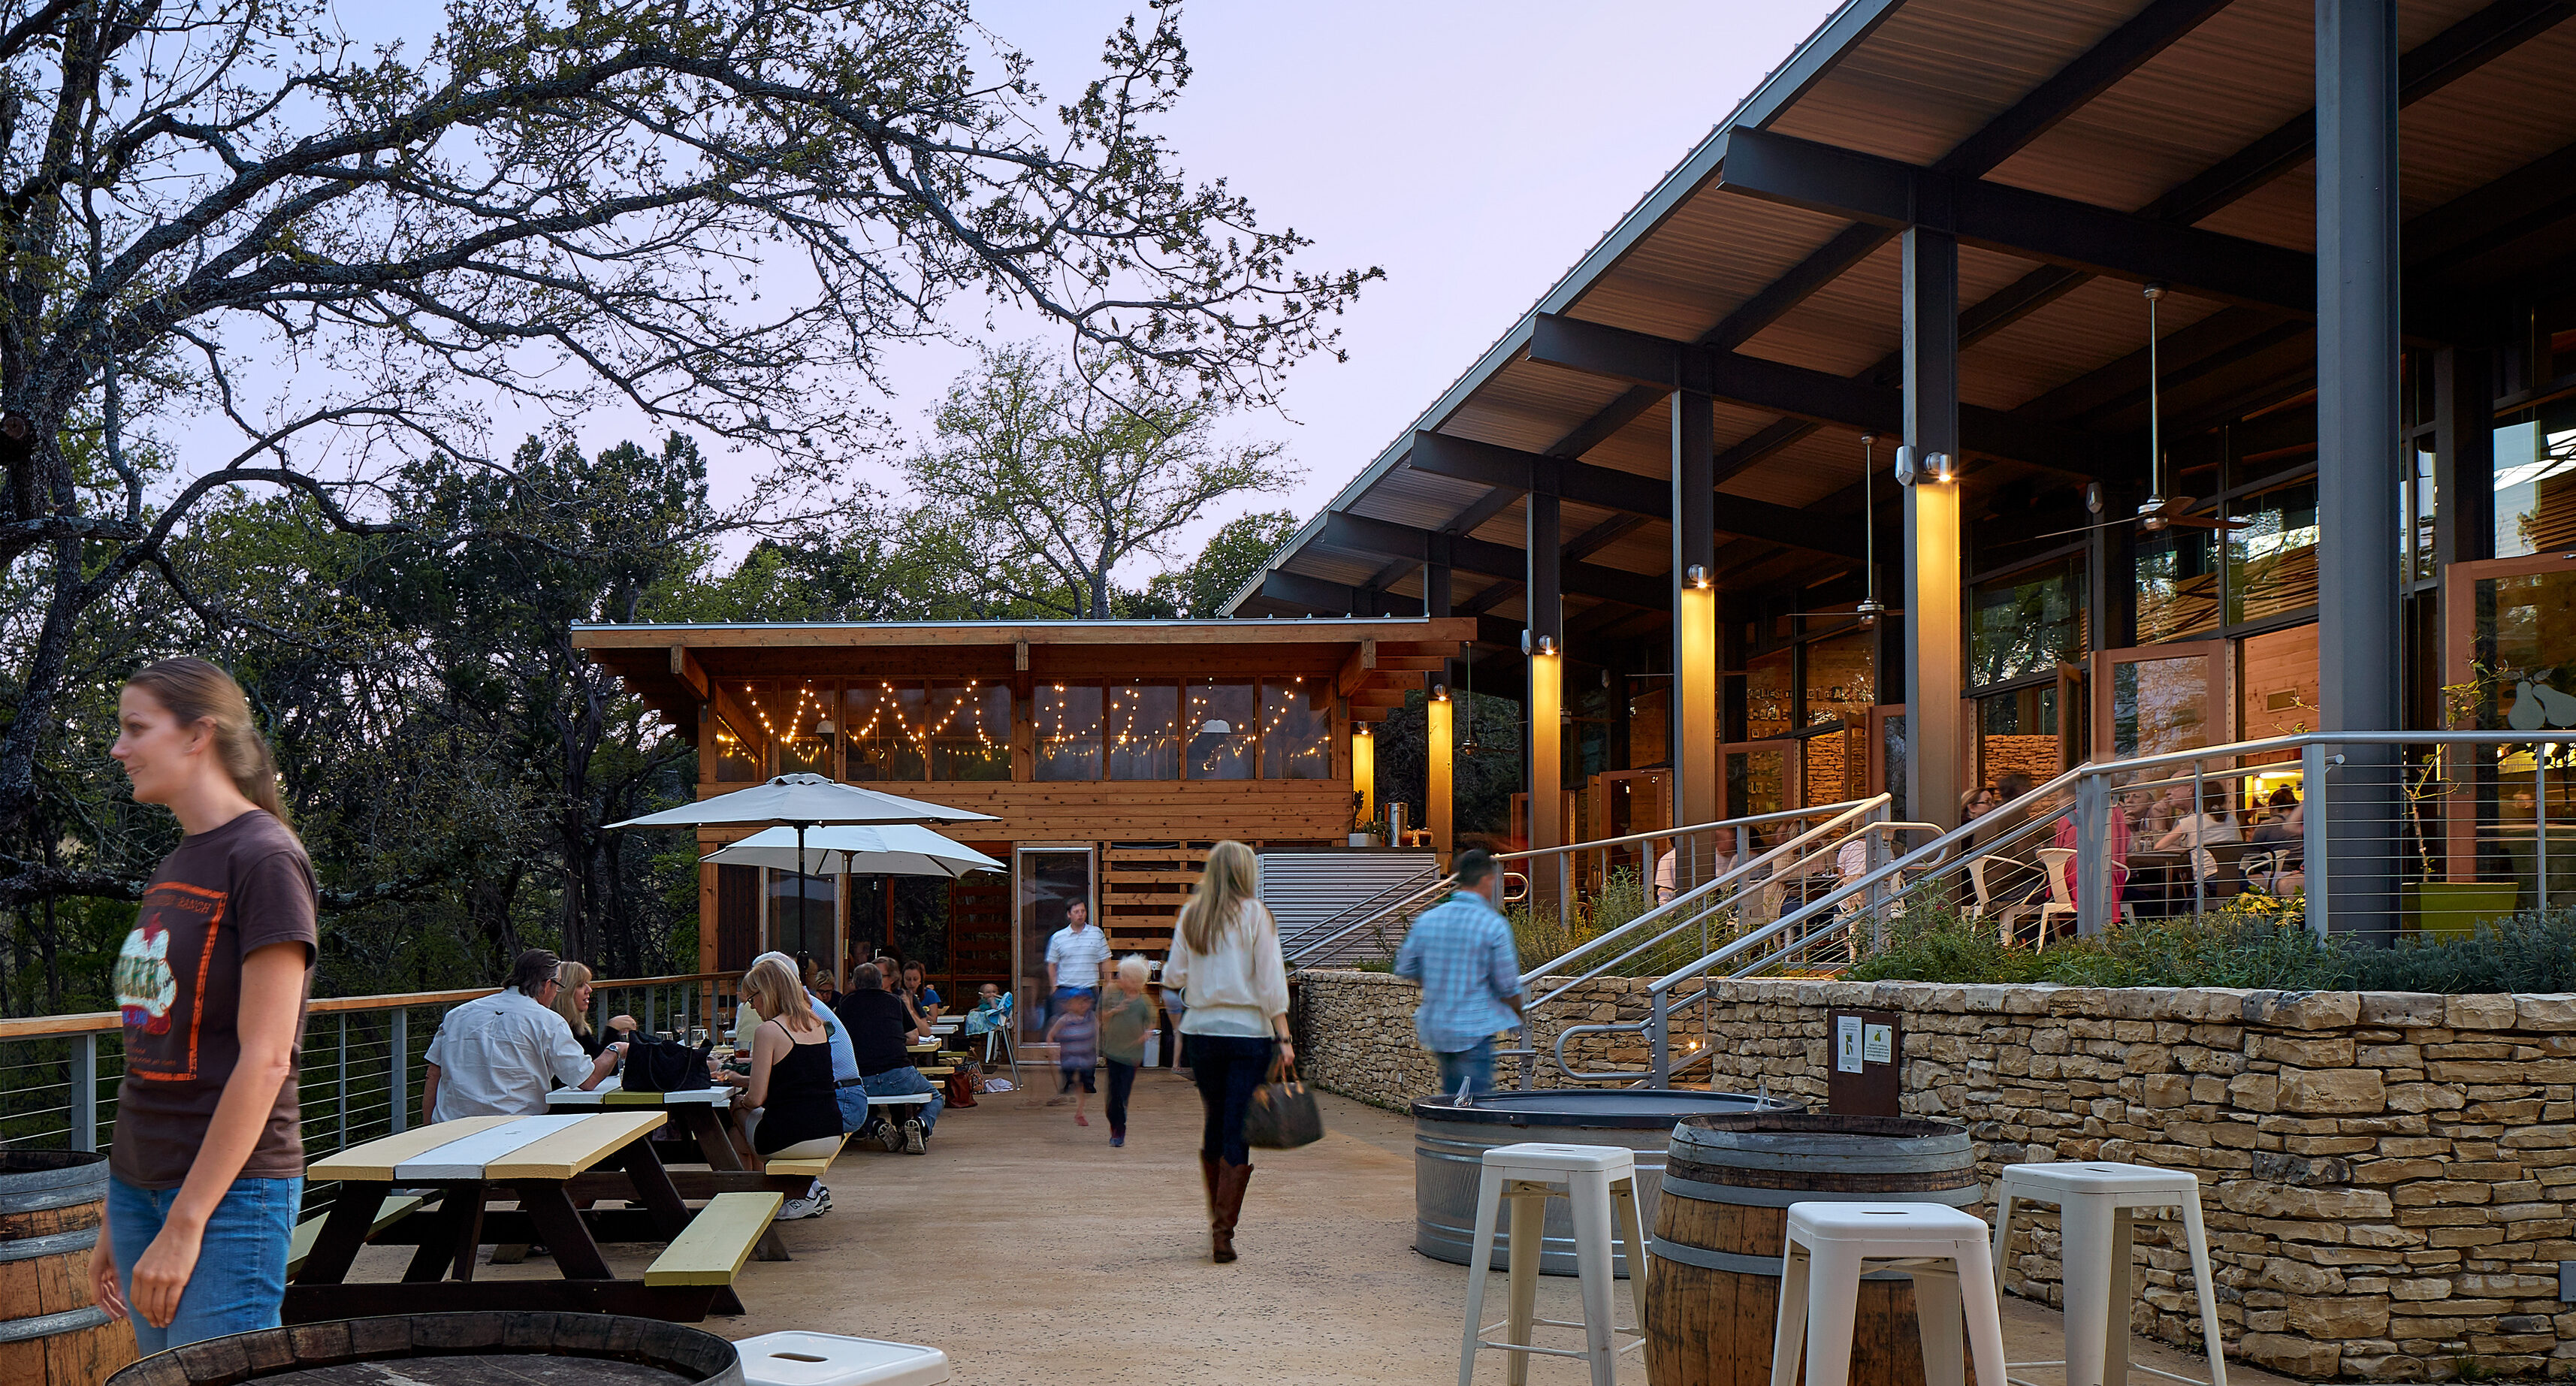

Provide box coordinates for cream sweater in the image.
[1162,900,1291,1037]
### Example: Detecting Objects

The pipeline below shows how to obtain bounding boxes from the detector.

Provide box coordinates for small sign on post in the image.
[1827,1007,1902,1116]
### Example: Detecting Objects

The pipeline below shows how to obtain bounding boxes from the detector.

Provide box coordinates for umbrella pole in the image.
[796,823,811,961]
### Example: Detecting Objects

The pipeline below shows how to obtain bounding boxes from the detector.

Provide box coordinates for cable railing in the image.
[0,971,744,1156]
[1566,729,2576,1090]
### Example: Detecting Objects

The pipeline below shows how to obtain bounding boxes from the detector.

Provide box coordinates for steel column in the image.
[1529,484,1566,920]
[1427,693,1454,865]
[2316,0,2405,941]
[1673,390,1721,885]
[1902,227,1967,829]
[391,1008,409,1134]
[71,1034,97,1153]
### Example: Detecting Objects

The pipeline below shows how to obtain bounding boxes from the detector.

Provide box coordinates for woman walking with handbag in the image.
[1161,840,1291,1264]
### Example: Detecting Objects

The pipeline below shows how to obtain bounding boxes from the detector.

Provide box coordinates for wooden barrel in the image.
[1645,1113,1982,1386]
[0,1150,136,1385]
[107,1312,742,1386]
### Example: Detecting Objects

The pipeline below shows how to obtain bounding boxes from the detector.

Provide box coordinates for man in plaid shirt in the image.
[1393,849,1524,1097]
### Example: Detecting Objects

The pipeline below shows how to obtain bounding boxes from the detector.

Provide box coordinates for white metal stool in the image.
[1456,1141,1648,1386]
[1771,1202,2008,1386]
[1992,1162,2227,1386]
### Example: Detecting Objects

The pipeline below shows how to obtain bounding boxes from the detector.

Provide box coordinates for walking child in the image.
[1100,956,1156,1147]
[1046,990,1098,1125]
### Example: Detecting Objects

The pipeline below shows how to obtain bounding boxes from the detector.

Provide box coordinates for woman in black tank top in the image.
[723,957,844,1157]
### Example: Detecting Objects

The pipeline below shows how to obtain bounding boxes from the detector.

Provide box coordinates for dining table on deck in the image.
[288,1110,740,1320]
[545,1076,805,1261]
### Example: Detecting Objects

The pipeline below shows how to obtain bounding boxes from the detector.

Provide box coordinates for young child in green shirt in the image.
[1100,955,1158,1147]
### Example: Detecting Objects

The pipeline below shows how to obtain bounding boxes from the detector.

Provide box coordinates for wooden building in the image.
[576,618,1472,1018]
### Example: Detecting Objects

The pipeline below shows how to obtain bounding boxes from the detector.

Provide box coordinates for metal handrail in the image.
[1276,859,1451,964]
[1521,796,1889,1005]
[1282,871,1459,968]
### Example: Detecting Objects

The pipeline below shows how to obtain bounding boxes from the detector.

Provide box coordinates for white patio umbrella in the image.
[607,773,1000,947]
[702,824,1004,880]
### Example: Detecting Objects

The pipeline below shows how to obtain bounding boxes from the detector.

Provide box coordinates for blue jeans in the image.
[838,1067,942,1137]
[1435,1038,1496,1098]
[1188,1034,1274,1166]
[107,1174,302,1355]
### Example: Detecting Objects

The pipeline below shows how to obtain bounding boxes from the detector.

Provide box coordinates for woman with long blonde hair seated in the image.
[1161,840,1292,1264]
[717,956,844,1220]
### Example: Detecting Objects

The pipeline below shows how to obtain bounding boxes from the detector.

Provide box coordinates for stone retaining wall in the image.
[1291,970,2576,1382]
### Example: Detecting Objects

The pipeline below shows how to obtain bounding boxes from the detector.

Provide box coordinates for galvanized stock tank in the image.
[1412,1089,1799,1276]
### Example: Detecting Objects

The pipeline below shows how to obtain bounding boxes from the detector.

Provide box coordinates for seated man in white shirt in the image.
[421,948,614,1125]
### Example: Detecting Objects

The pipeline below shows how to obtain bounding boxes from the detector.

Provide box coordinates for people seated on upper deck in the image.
[831,962,942,1154]
[2154,783,2243,882]
[421,947,615,1124]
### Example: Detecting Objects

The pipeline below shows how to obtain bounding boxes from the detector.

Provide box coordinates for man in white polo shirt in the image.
[1044,900,1110,1027]
[420,948,611,1124]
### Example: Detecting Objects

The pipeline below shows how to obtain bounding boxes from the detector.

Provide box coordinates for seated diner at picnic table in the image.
[832,962,941,1153]
[421,947,617,1123]
[548,959,639,1059]
[720,955,845,1218]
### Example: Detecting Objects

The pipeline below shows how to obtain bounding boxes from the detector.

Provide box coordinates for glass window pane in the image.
[2109,654,2215,760]
[772,680,838,777]
[1261,678,1332,780]
[1034,683,1103,781]
[1745,651,1792,738]
[927,680,1010,781]
[1804,627,1874,728]
[2239,623,2318,740]
[1969,558,2085,688]
[1977,687,2059,787]
[2137,528,2219,642]
[714,717,760,781]
[2412,445,2437,583]
[1629,686,1670,769]
[2227,481,2318,624]
[2493,408,2576,558]
[2464,570,2576,729]
[1108,684,1179,780]
[845,682,926,781]
[1185,681,1255,780]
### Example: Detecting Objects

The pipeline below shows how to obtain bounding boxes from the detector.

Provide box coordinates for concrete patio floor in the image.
[406,1069,2308,1384]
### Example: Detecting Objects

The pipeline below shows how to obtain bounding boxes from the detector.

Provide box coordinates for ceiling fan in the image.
[1777,433,1890,631]
[2035,282,2249,541]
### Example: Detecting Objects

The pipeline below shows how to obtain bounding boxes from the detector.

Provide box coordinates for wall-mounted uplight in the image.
[1519,632,1558,657]
[1429,684,1451,703]
[1894,445,1957,485]
[1684,563,1711,589]
[1354,722,1372,737]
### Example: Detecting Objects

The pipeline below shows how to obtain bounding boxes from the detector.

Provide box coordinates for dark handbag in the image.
[1243,1061,1325,1149]
[624,1034,713,1092]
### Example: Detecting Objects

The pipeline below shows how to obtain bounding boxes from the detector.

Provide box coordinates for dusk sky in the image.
[236,3,1847,569]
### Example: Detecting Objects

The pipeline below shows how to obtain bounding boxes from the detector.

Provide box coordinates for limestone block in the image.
[2448,994,2520,1031]
[2520,995,2576,1031]
[2279,1067,2387,1115]
[2358,992,2448,1027]
[2219,1182,2395,1220]
[2240,1331,2345,1376]
[2249,992,2362,1030]
[2251,1034,2359,1067]
[2291,1295,2393,1337]
[2231,1073,2282,1113]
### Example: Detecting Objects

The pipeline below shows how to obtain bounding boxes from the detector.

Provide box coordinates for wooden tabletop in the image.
[311,1111,666,1183]
[546,1076,735,1108]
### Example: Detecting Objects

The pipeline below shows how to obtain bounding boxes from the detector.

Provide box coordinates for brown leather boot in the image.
[1211,1160,1254,1263]
[1200,1152,1221,1215]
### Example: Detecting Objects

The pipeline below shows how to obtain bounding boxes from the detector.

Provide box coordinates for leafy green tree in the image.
[908,344,1296,618]
[0,0,1373,901]
[1137,509,1297,618]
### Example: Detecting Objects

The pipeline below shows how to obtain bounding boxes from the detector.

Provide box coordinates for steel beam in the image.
[2316,0,2405,941]
[1315,510,1665,609]
[1718,129,2317,316]
[1409,429,1866,560]
[1527,314,2106,475]
[1904,227,1966,832]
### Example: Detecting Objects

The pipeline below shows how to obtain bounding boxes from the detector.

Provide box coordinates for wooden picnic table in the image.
[546,1077,804,1263]
[288,1110,761,1322]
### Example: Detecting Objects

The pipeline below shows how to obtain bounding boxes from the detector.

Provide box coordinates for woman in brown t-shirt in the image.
[91,658,319,1354]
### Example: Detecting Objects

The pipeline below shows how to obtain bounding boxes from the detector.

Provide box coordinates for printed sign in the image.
[1836,1014,1864,1073]
[1864,1022,1894,1064]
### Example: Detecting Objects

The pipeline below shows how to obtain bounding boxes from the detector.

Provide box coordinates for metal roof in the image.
[1228,0,2576,644]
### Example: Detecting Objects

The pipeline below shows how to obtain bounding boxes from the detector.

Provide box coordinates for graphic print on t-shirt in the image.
[116,919,177,1034]
[119,881,226,1081]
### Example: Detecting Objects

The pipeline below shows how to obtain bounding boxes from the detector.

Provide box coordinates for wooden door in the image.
[2090,640,2232,772]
